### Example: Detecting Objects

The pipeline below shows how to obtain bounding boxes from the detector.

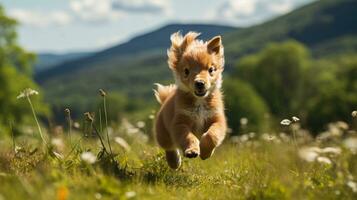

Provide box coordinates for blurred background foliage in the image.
[0,6,49,136]
[231,41,357,133]
[223,78,270,133]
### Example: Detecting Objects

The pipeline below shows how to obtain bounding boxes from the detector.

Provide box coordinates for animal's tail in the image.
[153,83,176,104]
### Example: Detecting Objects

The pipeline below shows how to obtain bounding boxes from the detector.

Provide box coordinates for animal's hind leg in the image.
[155,116,181,169]
[165,150,181,169]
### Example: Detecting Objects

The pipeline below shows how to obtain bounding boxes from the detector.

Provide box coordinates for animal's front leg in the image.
[172,118,200,158]
[200,116,226,160]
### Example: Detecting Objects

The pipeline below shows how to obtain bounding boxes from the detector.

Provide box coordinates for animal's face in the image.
[168,32,224,98]
[177,50,223,97]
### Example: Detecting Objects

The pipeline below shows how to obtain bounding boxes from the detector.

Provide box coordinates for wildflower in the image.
[344,137,357,154]
[95,193,102,199]
[73,122,80,129]
[352,111,357,118]
[57,186,69,200]
[240,134,249,142]
[240,118,248,126]
[99,89,106,97]
[149,114,155,119]
[321,147,341,155]
[51,138,64,151]
[298,147,321,162]
[125,191,136,199]
[127,127,139,135]
[15,146,24,154]
[280,119,292,126]
[64,108,71,116]
[336,121,348,130]
[347,181,357,193]
[16,88,39,99]
[248,132,256,138]
[292,116,300,122]
[317,122,345,140]
[316,156,332,165]
[329,125,343,137]
[136,121,146,128]
[84,112,94,122]
[114,137,131,151]
[17,88,47,145]
[81,152,96,164]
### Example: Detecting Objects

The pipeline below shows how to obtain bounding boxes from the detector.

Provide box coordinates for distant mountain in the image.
[35,52,92,73]
[224,0,357,62]
[36,24,235,82]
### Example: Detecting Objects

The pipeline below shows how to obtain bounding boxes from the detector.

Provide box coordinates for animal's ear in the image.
[207,36,222,54]
[180,32,200,51]
[167,31,200,69]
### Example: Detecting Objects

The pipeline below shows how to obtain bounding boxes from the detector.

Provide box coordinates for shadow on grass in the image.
[139,153,201,187]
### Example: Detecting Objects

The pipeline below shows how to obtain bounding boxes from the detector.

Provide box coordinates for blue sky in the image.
[1,0,313,53]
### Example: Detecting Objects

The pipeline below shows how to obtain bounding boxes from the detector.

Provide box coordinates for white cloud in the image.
[112,0,169,14]
[214,0,311,26]
[9,9,72,27]
[8,0,170,27]
[70,0,123,23]
[221,0,256,18]
[69,0,169,23]
[268,1,294,14]
[9,0,169,27]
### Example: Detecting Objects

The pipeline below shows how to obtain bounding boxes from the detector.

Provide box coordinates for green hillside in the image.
[35,52,92,73]
[224,0,357,63]
[35,0,357,120]
[36,24,235,82]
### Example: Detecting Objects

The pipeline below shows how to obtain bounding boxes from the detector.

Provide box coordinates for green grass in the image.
[0,120,356,200]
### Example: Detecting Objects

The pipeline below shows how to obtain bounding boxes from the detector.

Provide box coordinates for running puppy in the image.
[154,32,227,169]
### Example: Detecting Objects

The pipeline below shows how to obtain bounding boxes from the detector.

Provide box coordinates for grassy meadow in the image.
[0,91,356,199]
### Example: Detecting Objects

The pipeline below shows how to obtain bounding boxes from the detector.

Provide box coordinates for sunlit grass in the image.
[0,119,356,199]
[0,89,356,199]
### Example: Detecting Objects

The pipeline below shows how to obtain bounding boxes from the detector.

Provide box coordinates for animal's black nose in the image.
[195,80,205,90]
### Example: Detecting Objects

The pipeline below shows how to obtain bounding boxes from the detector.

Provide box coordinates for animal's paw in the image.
[184,147,200,158]
[166,150,181,170]
[200,134,216,160]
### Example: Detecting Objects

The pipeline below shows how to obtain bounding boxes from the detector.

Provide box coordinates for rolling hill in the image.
[35,52,92,73]
[224,0,357,62]
[35,0,357,118]
[36,24,235,82]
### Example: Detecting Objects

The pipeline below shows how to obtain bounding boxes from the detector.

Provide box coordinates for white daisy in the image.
[280,119,292,126]
[17,88,39,99]
[292,116,300,122]
[81,152,96,164]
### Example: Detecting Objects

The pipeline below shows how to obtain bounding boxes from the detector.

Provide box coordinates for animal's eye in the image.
[184,68,190,76]
[208,66,215,75]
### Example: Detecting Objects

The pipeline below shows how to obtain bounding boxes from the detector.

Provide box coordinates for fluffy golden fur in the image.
[154,31,227,169]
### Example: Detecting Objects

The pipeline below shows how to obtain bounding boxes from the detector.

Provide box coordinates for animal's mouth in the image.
[194,89,207,97]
